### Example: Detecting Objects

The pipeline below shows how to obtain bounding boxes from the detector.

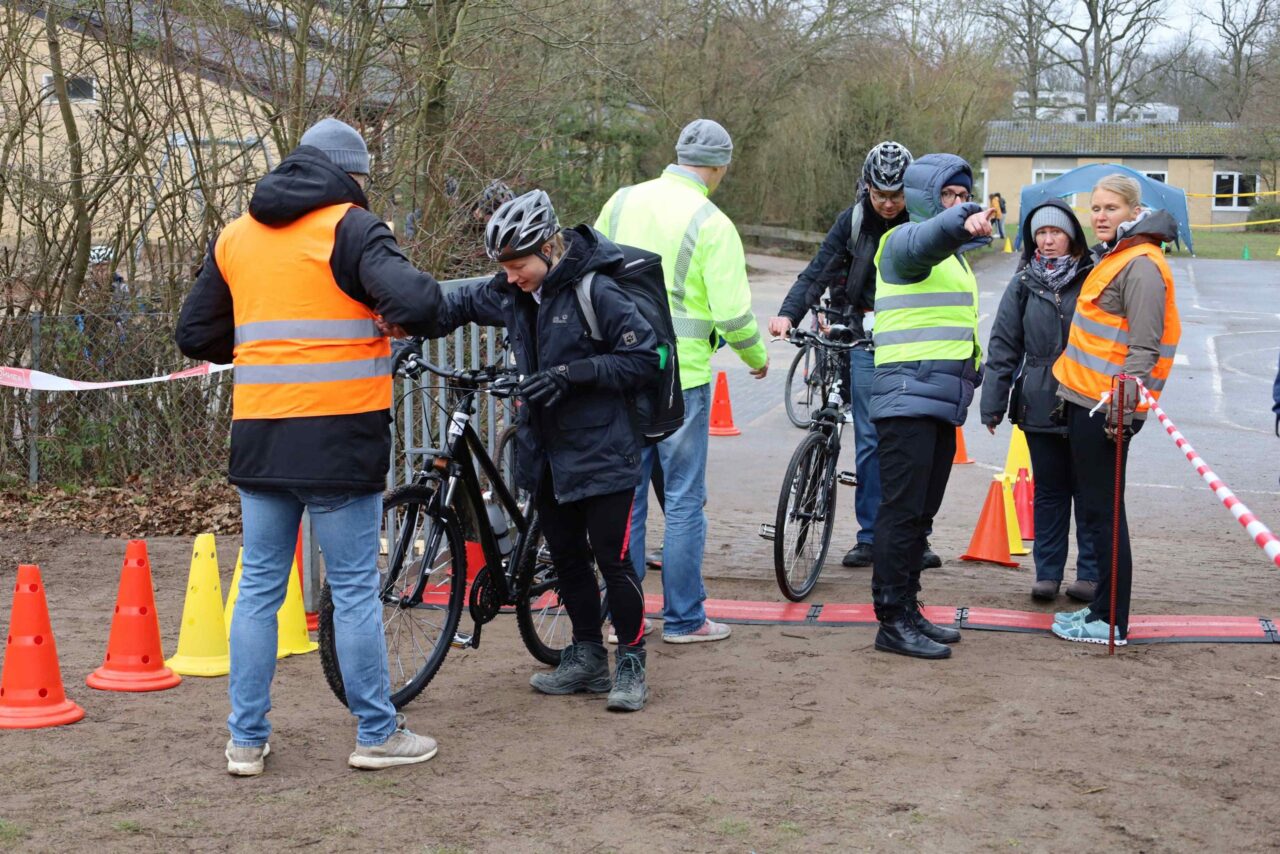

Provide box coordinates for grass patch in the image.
[776,820,805,838]
[0,820,28,845]
[1169,229,1280,260]
[112,820,143,834]
[424,847,471,854]
[715,817,751,837]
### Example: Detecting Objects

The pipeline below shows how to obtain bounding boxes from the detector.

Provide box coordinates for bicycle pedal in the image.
[758,523,776,541]
[837,470,858,487]
[450,631,474,649]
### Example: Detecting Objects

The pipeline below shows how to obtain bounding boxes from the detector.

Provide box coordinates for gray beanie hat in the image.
[1028,205,1077,240]
[675,119,733,167]
[300,117,370,175]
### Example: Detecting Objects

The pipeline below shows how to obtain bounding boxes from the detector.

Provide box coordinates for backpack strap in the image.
[574,272,603,342]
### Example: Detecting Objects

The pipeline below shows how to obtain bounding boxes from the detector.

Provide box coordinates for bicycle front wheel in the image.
[317,483,466,709]
[783,344,818,428]
[774,431,838,601]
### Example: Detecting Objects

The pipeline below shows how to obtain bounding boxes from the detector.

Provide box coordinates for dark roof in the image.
[984,121,1257,158]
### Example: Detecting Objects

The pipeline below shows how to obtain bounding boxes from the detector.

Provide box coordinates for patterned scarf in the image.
[1029,251,1079,293]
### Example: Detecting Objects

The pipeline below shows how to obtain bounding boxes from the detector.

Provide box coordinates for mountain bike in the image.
[762,312,867,601]
[316,341,586,709]
[782,308,835,429]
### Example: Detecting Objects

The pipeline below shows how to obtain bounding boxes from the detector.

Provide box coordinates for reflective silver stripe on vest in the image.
[672,201,718,312]
[729,331,761,351]
[872,327,975,347]
[1072,314,1178,357]
[235,319,381,346]
[671,315,715,340]
[235,356,391,385]
[874,292,974,311]
[1145,375,1167,391]
[718,310,756,334]
[607,187,632,240]
[1061,343,1120,377]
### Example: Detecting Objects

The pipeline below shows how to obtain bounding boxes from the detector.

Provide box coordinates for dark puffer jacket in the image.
[427,225,659,503]
[981,199,1093,434]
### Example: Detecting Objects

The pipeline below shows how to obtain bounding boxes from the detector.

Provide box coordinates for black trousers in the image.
[871,417,955,614]
[1024,431,1098,584]
[535,478,645,648]
[1065,402,1142,631]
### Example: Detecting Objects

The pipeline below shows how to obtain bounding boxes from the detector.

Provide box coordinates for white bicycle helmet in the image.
[88,244,114,265]
[862,141,913,192]
[485,190,559,263]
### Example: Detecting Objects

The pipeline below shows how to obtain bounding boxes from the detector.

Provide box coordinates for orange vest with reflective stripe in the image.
[1052,242,1180,411]
[215,203,392,421]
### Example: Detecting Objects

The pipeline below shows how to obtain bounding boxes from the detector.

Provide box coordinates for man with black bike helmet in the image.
[424,190,660,712]
[769,141,942,572]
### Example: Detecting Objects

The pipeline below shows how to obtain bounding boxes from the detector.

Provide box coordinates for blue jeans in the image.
[230,488,397,748]
[1024,431,1099,583]
[847,347,881,545]
[630,382,710,636]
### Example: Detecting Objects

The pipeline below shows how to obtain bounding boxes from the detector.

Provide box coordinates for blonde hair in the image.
[547,232,567,266]
[1092,174,1142,209]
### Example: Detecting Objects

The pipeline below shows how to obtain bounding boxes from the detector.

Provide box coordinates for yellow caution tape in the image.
[1185,189,1280,198]
[1190,218,1280,229]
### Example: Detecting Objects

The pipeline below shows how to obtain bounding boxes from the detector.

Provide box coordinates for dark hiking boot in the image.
[908,600,961,644]
[1065,579,1097,603]
[606,647,648,712]
[842,543,874,567]
[1031,579,1061,601]
[530,642,611,695]
[921,541,942,570]
[874,613,952,659]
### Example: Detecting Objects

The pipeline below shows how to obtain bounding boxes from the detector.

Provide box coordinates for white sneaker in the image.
[606,617,655,645]
[226,740,270,776]
[663,619,731,644]
[349,716,438,770]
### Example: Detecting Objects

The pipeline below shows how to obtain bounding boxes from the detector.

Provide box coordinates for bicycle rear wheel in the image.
[514,513,606,665]
[317,483,466,709]
[774,431,838,601]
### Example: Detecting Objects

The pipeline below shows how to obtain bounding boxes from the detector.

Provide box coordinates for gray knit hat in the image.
[675,119,733,167]
[1029,205,1078,240]
[300,117,370,175]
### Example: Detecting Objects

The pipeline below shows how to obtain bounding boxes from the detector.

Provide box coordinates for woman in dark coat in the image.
[981,199,1098,602]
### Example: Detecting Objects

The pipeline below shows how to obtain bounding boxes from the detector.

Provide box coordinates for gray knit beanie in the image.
[675,119,733,167]
[1028,205,1078,241]
[300,117,370,175]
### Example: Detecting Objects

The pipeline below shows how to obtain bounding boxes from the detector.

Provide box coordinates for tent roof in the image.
[985,121,1253,158]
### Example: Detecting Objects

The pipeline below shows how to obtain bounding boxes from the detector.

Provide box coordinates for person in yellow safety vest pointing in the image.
[1050,174,1181,646]
[595,118,769,644]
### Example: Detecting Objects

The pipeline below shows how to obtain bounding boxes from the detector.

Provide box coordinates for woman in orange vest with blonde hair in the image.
[1050,173,1181,645]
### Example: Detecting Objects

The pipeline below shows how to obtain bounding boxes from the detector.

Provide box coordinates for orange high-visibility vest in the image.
[215,203,391,421]
[1052,242,1180,411]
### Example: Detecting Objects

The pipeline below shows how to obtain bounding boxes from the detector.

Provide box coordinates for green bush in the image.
[1246,202,1280,233]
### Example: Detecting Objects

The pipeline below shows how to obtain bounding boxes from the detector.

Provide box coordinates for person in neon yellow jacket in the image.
[595,118,768,644]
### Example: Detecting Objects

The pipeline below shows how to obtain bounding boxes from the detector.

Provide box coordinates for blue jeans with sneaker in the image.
[630,382,710,636]
[230,487,397,748]
[847,346,881,546]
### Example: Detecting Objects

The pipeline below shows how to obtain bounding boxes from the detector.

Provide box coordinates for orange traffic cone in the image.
[952,425,974,464]
[0,565,85,729]
[86,541,182,692]
[1013,468,1035,540]
[959,481,1019,568]
[708,370,740,437]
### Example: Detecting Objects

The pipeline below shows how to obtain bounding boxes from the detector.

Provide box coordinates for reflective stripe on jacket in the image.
[595,165,767,388]
[1052,243,1180,411]
[216,202,392,420]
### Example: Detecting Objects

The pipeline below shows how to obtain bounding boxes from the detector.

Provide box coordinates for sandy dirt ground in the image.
[2,252,1279,852]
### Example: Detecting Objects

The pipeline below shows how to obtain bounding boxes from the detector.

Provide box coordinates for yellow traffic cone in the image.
[1003,237,1013,253]
[223,548,243,639]
[165,534,231,677]
[1001,475,1030,556]
[277,556,318,658]
[1003,425,1032,480]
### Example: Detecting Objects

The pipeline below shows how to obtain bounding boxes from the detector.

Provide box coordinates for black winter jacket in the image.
[176,146,446,492]
[981,199,1092,434]
[777,193,908,336]
[426,226,659,504]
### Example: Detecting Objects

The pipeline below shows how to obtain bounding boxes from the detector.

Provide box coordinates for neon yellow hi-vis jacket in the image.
[595,165,768,390]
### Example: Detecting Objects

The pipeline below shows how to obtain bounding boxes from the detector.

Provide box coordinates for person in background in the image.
[595,118,769,644]
[177,117,445,775]
[989,193,1007,240]
[981,199,1098,603]
[1050,174,1181,645]
[868,153,992,660]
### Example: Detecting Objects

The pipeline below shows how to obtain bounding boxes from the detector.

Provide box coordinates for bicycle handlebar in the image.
[394,338,520,397]
[779,326,872,351]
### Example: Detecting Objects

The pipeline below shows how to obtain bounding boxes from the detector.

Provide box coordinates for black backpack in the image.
[574,244,684,445]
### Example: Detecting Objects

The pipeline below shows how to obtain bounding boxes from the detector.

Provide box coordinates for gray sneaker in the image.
[349,716,438,770]
[226,739,270,776]
[530,641,611,695]
[606,648,649,712]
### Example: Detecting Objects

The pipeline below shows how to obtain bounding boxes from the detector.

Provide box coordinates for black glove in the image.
[390,338,423,376]
[518,361,595,409]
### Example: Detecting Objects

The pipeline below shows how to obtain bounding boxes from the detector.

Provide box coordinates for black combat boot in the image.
[873,588,951,660]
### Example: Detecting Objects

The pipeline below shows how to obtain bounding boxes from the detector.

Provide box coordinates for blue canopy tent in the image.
[1015,163,1193,254]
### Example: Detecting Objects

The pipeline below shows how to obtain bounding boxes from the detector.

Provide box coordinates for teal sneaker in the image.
[1052,618,1126,646]
[1053,606,1091,626]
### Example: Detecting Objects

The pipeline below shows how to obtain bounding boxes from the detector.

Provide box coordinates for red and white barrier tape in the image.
[0,362,230,392]
[1136,382,1280,570]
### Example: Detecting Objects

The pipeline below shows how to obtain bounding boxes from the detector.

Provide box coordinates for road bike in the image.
[762,311,867,601]
[316,342,586,709]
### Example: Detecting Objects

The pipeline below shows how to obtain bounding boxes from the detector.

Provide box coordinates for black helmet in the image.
[862,141,913,192]
[474,180,515,217]
[485,190,559,262]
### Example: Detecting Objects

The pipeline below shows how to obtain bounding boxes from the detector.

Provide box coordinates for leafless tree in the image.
[991,0,1064,118]
[1193,0,1277,120]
